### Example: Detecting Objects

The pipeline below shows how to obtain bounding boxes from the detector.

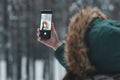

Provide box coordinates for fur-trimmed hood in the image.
[63,6,107,80]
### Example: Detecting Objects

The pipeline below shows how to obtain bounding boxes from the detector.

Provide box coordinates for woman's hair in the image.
[63,6,106,80]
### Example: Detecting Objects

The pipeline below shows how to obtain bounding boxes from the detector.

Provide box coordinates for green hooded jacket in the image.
[54,18,120,74]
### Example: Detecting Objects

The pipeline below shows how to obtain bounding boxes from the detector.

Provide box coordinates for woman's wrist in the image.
[52,41,62,51]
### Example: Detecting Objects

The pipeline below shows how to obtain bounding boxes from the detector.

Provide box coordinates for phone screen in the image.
[40,10,52,39]
[40,13,52,30]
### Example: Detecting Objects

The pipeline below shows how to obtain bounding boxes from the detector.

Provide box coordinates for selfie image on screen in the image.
[40,14,52,30]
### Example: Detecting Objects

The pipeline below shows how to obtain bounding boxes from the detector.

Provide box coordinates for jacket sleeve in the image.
[54,43,67,69]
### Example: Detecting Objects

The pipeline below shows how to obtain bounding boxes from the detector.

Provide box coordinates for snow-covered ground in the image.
[0,58,66,80]
[0,60,7,80]
[35,58,66,80]
[53,58,66,80]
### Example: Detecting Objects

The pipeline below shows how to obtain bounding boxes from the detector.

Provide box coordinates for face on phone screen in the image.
[40,13,52,30]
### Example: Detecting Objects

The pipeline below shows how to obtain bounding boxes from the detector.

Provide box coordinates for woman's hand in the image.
[37,23,62,51]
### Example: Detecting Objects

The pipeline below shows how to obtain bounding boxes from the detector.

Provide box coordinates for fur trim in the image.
[64,6,107,79]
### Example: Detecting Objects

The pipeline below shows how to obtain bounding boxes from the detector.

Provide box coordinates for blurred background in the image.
[0,0,120,80]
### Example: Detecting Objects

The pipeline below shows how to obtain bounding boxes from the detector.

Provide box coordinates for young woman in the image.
[37,7,120,80]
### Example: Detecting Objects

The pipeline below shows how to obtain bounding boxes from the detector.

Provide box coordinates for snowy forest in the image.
[0,0,120,80]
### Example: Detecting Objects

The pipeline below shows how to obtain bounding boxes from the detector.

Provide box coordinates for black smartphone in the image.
[40,10,52,39]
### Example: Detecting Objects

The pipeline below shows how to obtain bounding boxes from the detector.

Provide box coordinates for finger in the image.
[37,37,42,42]
[37,32,40,37]
[36,28,41,37]
[51,23,55,30]
[37,28,40,32]
[51,23,56,34]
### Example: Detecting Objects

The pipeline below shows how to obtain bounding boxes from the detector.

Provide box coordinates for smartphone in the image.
[40,10,52,39]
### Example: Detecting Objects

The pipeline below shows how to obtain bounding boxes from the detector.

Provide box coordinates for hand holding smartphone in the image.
[40,10,53,39]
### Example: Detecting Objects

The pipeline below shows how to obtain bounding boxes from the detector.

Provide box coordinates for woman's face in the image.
[44,23,47,27]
